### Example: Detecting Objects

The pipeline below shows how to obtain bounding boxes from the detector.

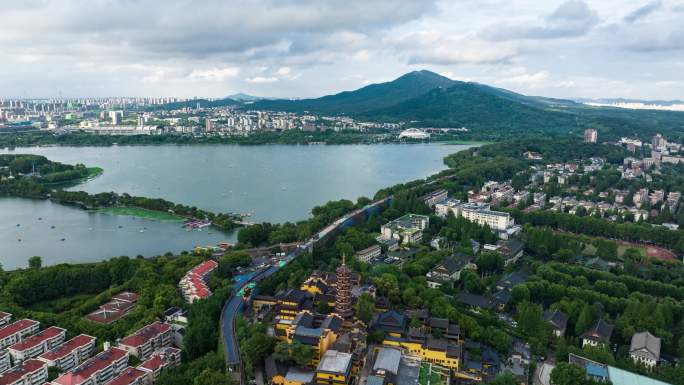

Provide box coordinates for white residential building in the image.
[380,214,429,245]
[38,334,96,371]
[0,359,47,385]
[0,319,40,350]
[118,322,173,360]
[8,326,66,362]
[52,347,129,385]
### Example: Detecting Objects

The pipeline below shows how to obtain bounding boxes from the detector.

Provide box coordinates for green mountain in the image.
[247,70,684,140]
[250,70,455,114]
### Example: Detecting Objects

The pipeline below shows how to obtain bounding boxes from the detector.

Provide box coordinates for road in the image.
[220,196,391,382]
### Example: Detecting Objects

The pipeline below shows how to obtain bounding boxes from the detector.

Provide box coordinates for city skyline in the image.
[1,0,683,100]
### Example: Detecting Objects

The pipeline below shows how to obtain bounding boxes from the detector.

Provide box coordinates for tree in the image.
[317,300,333,314]
[575,304,594,336]
[273,341,291,362]
[28,256,42,269]
[356,293,375,324]
[291,341,315,366]
[511,285,530,304]
[516,301,547,340]
[243,332,275,362]
[550,362,586,385]
[475,251,504,274]
[193,369,235,385]
[489,372,518,385]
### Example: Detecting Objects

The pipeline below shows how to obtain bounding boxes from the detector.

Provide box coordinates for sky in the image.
[1,0,683,100]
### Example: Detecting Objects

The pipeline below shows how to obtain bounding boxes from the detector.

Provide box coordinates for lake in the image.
[1,143,473,268]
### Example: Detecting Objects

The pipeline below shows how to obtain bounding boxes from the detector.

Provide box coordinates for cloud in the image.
[390,31,516,65]
[624,0,663,23]
[188,67,240,81]
[245,76,279,83]
[484,0,600,40]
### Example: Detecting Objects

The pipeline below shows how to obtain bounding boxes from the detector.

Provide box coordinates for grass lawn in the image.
[617,244,646,258]
[419,363,446,385]
[96,206,185,221]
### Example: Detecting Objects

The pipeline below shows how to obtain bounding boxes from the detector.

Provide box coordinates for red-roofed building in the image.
[118,323,172,360]
[0,351,10,374]
[8,326,66,362]
[85,292,138,325]
[137,347,181,382]
[38,334,96,371]
[111,293,140,303]
[107,367,148,385]
[179,260,218,303]
[0,359,47,385]
[0,320,40,350]
[51,347,128,385]
[0,313,11,328]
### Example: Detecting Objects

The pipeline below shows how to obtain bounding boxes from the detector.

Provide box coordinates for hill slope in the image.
[245,70,684,139]
[250,70,454,114]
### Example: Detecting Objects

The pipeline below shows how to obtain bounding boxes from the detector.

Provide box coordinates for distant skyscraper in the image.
[205,119,213,132]
[109,110,123,125]
[335,255,354,320]
[584,128,597,143]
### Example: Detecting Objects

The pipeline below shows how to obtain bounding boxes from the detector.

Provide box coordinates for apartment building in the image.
[8,326,66,362]
[380,214,430,245]
[435,199,514,232]
[137,347,181,383]
[52,347,129,385]
[106,367,148,385]
[85,292,139,325]
[0,359,47,385]
[0,313,11,328]
[0,320,40,350]
[38,334,96,371]
[421,189,448,208]
[118,322,173,360]
[0,351,9,374]
[178,260,219,303]
[354,244,381,263]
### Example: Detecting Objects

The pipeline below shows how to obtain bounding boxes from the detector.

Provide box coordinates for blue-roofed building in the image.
[568,354,672,385]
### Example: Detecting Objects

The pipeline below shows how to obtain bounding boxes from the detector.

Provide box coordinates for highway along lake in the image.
[1,143,474,268]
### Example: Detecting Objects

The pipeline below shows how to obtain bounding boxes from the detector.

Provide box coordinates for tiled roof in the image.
[9,326,64,352]
[52,348,127,385]
[107,367,146,385]
[0,359,45,385]
[120,322,170,348]
[0,319,39,340]
[39,335,95,361]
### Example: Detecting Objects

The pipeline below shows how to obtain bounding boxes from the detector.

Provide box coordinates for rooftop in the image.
[0,359,45,385]
[120,322,170,348]
[373,347,401,375]
[0,319,39,340]
[107,367,147,385]
[39,334,96,361]
[317,350,352,375]
[53,348,128,385]
[9,326,65,352]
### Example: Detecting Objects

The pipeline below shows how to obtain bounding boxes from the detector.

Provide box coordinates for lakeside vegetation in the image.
[0,154,240,232]
[95,206,186,221]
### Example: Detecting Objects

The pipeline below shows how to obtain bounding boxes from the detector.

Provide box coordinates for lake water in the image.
[0,143,473,268]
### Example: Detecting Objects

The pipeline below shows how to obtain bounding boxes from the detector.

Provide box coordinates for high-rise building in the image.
[335,255,354,320]
[584,128,598,143]
[205,119,213,132]
[652,134,667,151]
[109,110,123,125]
